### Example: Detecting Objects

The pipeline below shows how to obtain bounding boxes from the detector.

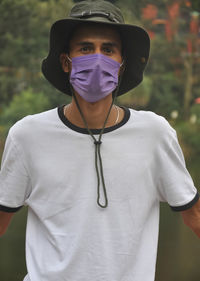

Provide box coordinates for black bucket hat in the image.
[42,0,150,97]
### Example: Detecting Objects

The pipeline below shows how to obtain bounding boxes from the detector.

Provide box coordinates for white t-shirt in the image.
[0,106,198,281]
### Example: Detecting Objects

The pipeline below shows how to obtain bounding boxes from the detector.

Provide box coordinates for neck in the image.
[65,93,123,129]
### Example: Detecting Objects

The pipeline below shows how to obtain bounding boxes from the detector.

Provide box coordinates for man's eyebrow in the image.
[102,42,119,47]
[75,41,119,47]
[76,41,93,46]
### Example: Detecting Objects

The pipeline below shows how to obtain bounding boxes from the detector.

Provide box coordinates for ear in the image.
[60,53,71,73]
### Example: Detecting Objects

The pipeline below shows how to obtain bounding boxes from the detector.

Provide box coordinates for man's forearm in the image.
[0,211,14,237]
[181,199,200,238]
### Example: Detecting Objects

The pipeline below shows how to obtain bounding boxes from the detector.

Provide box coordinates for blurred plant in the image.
[190,103,200,123]
[117,76,152,108]
[170,110,179,119]
[0,0,73,108]
[175,120,200,157]
[0,88,50,135]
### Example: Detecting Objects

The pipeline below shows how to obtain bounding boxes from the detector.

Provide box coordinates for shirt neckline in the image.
[57,105,130,135]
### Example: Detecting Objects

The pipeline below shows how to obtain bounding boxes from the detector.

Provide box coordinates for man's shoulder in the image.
[9,108,58,140]
[129,108,175,137]
[130,108,170,125]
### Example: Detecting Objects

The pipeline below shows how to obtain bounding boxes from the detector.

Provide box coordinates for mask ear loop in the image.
[66,55,72,62]
[69,63,123,208]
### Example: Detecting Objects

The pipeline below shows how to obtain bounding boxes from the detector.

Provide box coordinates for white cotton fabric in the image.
[0,107,197,281]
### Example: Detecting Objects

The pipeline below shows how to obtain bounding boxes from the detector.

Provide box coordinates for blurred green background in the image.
[0,0,200,280]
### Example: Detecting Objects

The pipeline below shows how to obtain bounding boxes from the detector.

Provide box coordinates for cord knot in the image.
[94,140,102,145]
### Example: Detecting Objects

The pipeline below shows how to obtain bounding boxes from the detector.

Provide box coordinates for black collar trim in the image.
[58,105,130,135]
[0,204,23,213]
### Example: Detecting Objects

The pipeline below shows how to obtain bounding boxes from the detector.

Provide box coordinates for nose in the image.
[94,46,101,54]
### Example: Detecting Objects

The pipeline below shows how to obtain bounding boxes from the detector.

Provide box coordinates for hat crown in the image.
[69,0,124,24]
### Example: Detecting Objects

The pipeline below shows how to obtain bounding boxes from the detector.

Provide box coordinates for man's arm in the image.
[181,199,200,238]
[0,211,14,237]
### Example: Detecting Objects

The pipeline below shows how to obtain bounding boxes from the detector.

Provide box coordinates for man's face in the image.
[63,23,123,70]
[60,23,123,102]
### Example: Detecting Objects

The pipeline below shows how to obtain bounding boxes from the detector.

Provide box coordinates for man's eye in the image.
[80,46,91,52]
[103,48,113,54]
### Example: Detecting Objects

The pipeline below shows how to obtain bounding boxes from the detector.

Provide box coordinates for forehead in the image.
[69,23,122,46]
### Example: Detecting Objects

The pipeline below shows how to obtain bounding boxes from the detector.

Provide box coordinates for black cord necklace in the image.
[69,77,121,208]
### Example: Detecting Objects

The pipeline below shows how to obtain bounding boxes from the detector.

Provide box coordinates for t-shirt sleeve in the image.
[0,131,31,212]
[155,124,199,211]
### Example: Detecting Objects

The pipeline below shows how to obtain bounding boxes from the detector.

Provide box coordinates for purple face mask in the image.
[69,54,121,102]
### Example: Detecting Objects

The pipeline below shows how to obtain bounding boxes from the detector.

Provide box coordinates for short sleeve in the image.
[155,126,199,211]
[0,131,31,211]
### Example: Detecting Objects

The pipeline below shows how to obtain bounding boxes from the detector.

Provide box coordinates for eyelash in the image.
[80,47,114,55]
[103,48,113,54]
[80,47,92,52]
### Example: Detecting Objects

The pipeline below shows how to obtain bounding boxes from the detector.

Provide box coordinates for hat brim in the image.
[42,17,150,97]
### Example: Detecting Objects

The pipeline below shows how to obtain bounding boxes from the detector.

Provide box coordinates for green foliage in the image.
[0,0,73,106]
[147,71,182,116]
[0,0,52,75]
[173,119,200,162]
[0,0,38,104]
[73,0,117,2]
[0,208,27,281]
[118,76,152,108]
[190,0,200,11]
[0,88,50,133]
[190,104,200,121]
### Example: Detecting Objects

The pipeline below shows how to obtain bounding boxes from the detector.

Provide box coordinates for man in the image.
[0,1,199,281]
